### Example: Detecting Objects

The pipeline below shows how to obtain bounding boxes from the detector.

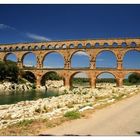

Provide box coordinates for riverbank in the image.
[0,82,33,95]
[0,83,140,135]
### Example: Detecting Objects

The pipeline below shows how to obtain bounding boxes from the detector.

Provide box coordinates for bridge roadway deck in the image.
[22,68,140,71]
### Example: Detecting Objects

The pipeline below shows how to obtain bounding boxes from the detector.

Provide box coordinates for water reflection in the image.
[0,90,59,105]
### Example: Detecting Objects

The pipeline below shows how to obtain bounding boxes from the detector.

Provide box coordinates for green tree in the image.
[128,73,140,84]
[0,60,19,83]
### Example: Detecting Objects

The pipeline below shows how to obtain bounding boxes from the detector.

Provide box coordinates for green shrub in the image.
[64,111,80,120]
[18,77,28,84]
[128,73,140,84]
[17,119,33,127]
[0,60,19,83]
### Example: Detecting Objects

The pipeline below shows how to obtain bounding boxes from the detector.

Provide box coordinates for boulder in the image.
[79,106,94,112]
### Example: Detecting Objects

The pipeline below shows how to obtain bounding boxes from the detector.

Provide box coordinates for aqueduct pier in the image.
[0,37,140,88]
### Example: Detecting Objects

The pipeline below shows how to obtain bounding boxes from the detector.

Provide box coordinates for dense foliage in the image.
[21,71,36,83]
[0,60,19,83]
[72,78,89,84]
[41,72,62,86]
[96,78,116,83]
[128,73,140,84]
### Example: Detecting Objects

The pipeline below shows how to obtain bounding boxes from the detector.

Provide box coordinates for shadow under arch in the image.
[96,72,117,88]
[70,71,90,88]
[42,51,64,68]
[4,52,17,62]
[22,52,37,67]
[95,50,117,69]
[70,51,90,69]
[21,71,36,84]
[123,50,140,69]
[40,71,64,87]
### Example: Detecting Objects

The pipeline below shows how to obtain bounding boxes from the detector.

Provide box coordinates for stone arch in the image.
[42,51,64,68]
[22,46,26,51]
[96,72,117,87]
[70,71,90,87]
[62,44,67,49]
[22,52,37,67]
[123,50,140,69]
[15,46,20,51]
[77,43,83,48]
[9,47,13,51]
[28,46,32,51]
[69,44,74,48]
[34,45,39,50]
[4,47,7,51]
[55,44,60,49]
[95,50,117,68]
[112,42,118,47]
[94,42,100,47]
[4,52,17,62]
[40,71,64,86]
[48,44,54,49]
[130,42,137,47]
[103,42,109,47]
[70,50,90,68]
[41,45,46,50]
[21,71,36,83]
[86,43,91,48]
[121,42,127,47]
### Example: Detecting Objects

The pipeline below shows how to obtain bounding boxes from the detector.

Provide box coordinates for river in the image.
[0,90,59,105]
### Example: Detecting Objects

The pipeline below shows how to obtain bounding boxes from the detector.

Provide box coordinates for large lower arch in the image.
[21,71,36,83]
[70,51,90,69]
[42,52,64,68]
[4,53,17,63]
[96,72,117,88]
[22,52,37,68]
[70,71,90,88]
[40,71,64,87]
[123,50,140,69]
[96,50,117,69]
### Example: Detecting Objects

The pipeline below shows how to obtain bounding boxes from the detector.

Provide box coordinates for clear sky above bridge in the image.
[1,4,140,43]
[1,4,140,78]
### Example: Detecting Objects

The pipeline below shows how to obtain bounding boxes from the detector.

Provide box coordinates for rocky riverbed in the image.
[0,82,33,95]
[0,83,140,129]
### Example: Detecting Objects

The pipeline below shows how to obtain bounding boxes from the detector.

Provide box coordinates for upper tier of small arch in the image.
[0,38,140,52]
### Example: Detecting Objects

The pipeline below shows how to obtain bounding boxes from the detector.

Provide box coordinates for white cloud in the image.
[0,24,16,30]
[26,33,51,41]
[74,73,88,78]
[0,23,51,42]
[43,66,53,68]
[75,51,89,56]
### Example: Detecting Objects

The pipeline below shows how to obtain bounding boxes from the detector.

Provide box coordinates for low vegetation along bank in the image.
[0,83,140,135]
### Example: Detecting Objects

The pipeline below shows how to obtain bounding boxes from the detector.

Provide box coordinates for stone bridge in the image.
[0,37,140,88]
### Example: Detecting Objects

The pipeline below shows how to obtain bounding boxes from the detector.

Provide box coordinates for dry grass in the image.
[0,117,67,136]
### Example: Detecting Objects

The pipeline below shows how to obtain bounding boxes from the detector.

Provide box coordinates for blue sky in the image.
[1,4,140,78]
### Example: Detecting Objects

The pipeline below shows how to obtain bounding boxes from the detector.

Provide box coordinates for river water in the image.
[0,90,59,105]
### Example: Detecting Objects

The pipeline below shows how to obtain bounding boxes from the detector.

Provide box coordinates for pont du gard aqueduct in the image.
[0,37,140,88]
